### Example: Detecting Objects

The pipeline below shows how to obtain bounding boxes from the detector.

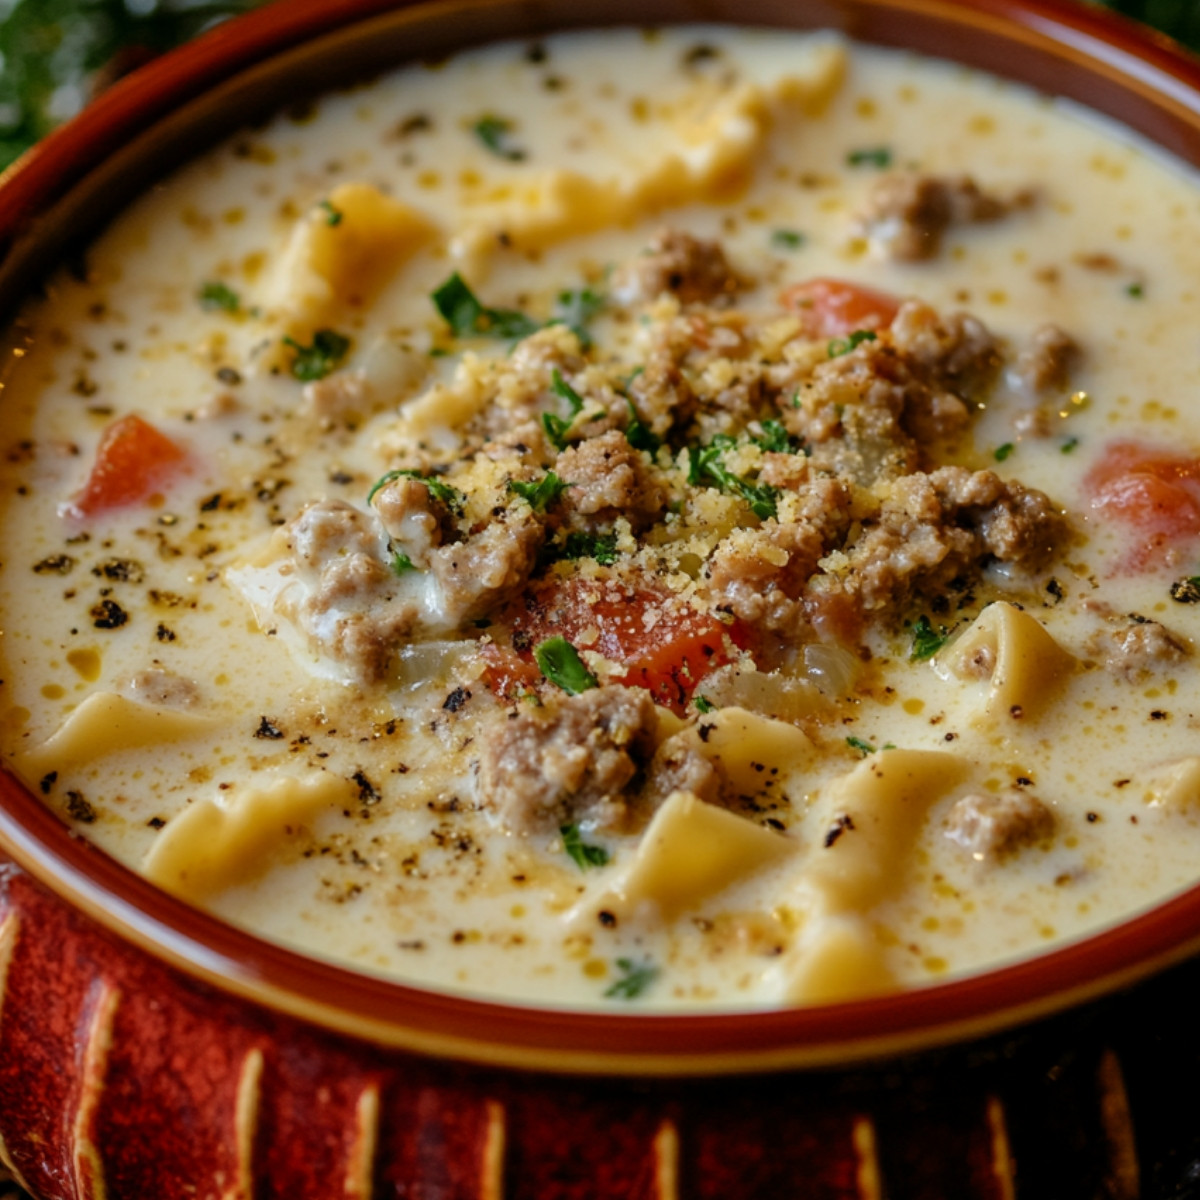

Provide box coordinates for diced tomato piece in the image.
[62,414,187,520]
[779,277,902,339]
[478,643,543,700]
[1084,439,1200,568]
[489,577,755,713]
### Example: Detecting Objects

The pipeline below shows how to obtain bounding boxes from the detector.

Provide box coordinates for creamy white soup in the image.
[2,25,1200,1010]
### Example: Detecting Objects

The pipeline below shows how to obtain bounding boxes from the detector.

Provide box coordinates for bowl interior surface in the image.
[2,0,1200,1075]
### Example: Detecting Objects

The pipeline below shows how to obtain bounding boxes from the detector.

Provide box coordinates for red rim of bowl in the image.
[2,0,1200,1075]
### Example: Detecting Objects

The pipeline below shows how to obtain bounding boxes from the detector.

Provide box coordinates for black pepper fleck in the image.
[90,598,128,629]
[64,790,97,823]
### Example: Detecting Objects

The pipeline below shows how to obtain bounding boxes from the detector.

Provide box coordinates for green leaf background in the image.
[0,1,1194,171]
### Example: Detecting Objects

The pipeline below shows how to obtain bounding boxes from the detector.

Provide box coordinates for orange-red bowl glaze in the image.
[3,2,1200,1195]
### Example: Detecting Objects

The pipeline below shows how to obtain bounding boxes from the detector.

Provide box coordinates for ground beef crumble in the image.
[477,686,660,832]
[257,227,1073,796]
[855,172,1031,262]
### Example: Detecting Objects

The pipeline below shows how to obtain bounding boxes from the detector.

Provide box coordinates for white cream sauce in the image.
[2,27,1200,1009]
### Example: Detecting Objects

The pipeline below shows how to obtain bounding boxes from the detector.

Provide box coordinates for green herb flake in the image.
[391,551,417,574]
[994,442,1015,462]
[561,531,620,566]
[284,329,351,382]
[431,272,540,340]
[910,615,949,661]
[507,470,572,512]
[846,736,875,756]
[534,636,598,695]
[827,329,877,358]
[367,469,465,513]
[694,695,715,714]
[604,957,659,1000]
[473,114,526,161]
[199,281,241,314]
[1125,282,1145,299]
[543,369,590,451]
[318,199,343,227]
[553,287,604,348]
[560,823,609,870]
[847,146,893,168]
[1061,436,1079,454]
[754,419,799,454]
[625,399,661,455]
[687,439,779,520]
[770,229,806,250]
[550,368,586,415]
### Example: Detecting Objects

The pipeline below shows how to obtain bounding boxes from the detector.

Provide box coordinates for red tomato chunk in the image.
[487,578,753,712]
[779,277,901,339]
[1084,439,1200,568]
[61,415,187,520]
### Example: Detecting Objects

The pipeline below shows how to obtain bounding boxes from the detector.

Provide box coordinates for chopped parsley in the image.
[770,229,806,250]
[552,287,605,349]
[847,146,893,168]
[550,368,585,414]
[827,330,877,358]
[994,442,1015,462]
[543,369,590,451]
[560,823,609,869]
[199,281,241,313]
[367,468,465,513]
[472,114,526,161]
[284,329,351,381]
[910,615,949,661]
[560,531,620,565]
[318,199,343,226]
[604,957,659,1000]
[391,551,417,575]
[694,695,715,714]
[1061,436,1079,454]
[687,437,779,520]
[846,736,875,756]
[431,272,540,340]
[534,636,598,695]
[753,419,800,454]
[625,399,661,454]
[1125,282,1145,299]
[507,470,571,512]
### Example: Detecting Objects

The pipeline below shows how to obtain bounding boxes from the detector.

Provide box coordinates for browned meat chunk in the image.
[1086,617,1191,682]
[612,228,742,306]
[627,346,698,438]
[944,790,1056,858]
[371,475,446,567]
[888,300,1001,399]
[707,519,829,633]
[477,686,660,833]
[856,173,1020,262]
[429,509,545,626]
[275,492,544,681]
[643,735,721,808]
[285,499,416,683]
[1014,324,1080,394]
[555,430,666,531]
[838,467,1064,613]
